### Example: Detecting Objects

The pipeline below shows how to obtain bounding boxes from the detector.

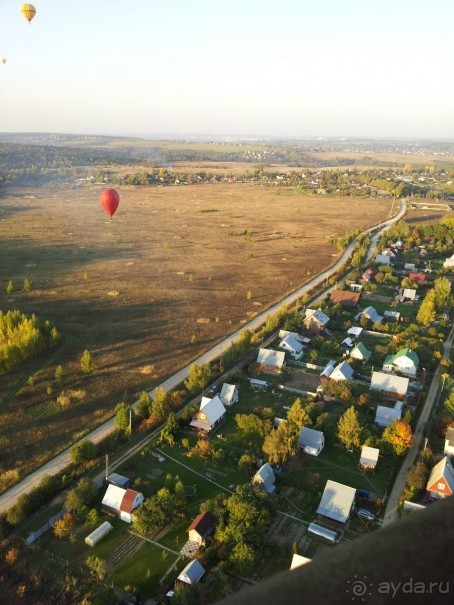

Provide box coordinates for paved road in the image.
[382,320,454,527]
[0,200,406,514]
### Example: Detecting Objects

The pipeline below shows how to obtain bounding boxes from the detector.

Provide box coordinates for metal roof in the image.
[178,559,205,585]
[317,480,356,523]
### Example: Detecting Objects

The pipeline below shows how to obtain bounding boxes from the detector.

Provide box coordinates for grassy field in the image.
[0,182,392,480]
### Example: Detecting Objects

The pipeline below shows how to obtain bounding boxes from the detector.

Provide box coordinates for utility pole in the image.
[129,409,132,434]
[105,454,109,480]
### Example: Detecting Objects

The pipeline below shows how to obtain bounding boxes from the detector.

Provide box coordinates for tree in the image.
[136,391,152,419]
[65,477,97,513]
[55,364,64,387]
[86,555,107,580]
[5,280,14,295]
[115,402,131,432]
[174,479,186,508]
[184,363,212,394]
[22,278,32,291]
[71,439,97,464]
[86,508,99,527]
[53,513,76,539]
[433,276,451,308]
[337,406,361,450]
[382,420,413,456]
[151,387,169,421]
[246,291,252,300]
[80,349,93,373]
[407,461,429,491]
[417,290,436,326]
[262,422,297,464]
[287,398,312,432]
[161,412,178,446]
[229,541,255,575]
[133,488,176,535]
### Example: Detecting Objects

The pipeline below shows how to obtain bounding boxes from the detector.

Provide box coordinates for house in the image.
[279,334,304,360]
[409,272,426,283]
[370,371,409,400]
[298,427,325,456]
[252,463,277,494]
[384,310,400,322]
[355,306,383,324]
[383,348,419,377]
[374,403,402,428]
[375,254,393,266]
[219,383,239,407]
[329,289,361,308]
[341,336,354,350]
[444,427,454,457]
[106,473,131,489]
[257,348,286,373]
[278,330,311,346]
[316,480,356,524]
[350,283,363,293]
[382,247,397,257]
[187,512,214,545]
[359,446,379,471]
[350,342,372,362]
[443,253,454,269]
[426,457,454,499]
[190,395,226,434]
[347,326,363,340]
[290,554,312,570]
[302,308,330,333]
[249,378,269,391]
[361,268,375,282]
[329,360,354,382]
[404,263,416,271]
[320,360,336,380]
[101,485,144,523]
[403,288,417,301]
[177,559,206,585]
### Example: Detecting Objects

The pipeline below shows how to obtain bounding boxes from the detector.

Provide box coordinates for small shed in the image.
[106,473,131,489]
[85,521,113,547]
[298,427,325,456]
[252,463,277,494]
[359,446,379,471]
[219,383,239,407]
[187,512,214,545]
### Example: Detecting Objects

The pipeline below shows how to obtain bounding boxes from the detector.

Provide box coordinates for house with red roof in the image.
[101,485,144,523]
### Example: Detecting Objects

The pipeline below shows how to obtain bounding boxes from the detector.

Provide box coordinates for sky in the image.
[1,0,454,139]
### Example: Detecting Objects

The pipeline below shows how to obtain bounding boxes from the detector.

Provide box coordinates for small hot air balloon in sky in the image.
[100,189,120,219]
[1,58,6,65]
[21,4,36,24]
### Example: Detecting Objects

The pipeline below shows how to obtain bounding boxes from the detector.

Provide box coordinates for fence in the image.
[25,509,65,545]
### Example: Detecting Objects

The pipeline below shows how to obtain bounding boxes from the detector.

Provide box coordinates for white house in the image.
[252,463,277,494]
[375,254,393,266]
[190,395,226,434]
[279,334,304,360]
[347,326,363,339]
[298,427,325,456]
[278,330,311,346]
[370,371,409,400]
[444,427,454,458]
[317,480,356,524]
[320,360,336,379]
[375,403,402,428]
[101,485,144,523]
[359,446,379,470]
[257,348,286,373]
[355,306,383,324]
[383,348,419,377]
[219,383,239,407]
[402,288,418,301]
[443,253,454,269]
[329,360,354,382]
[178,559,205,585]
[350,342,372,362]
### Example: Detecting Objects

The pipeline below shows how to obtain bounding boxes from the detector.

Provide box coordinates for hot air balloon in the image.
[100,189,120,219]
[21,4,36,23]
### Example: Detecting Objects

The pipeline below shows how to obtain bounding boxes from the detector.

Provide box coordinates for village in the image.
[8,218,452,605]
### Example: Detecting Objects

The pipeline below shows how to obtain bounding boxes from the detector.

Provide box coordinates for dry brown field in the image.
[0,183,391,480]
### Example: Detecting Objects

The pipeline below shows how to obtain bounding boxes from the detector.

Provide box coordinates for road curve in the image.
[0,200,406,514]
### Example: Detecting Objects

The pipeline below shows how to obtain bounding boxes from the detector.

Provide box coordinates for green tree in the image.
[151,387,169,421]
[22,278,32,291]
[246,290,252,300]
[70,439,97,464]
[160,412,178,445]
[337,406,361,450]
[417,290,437,326]
[133,488,176,535]
[174,479,186,508]
[184,363,212,394]
[55,364,64,387]
[80,349,93,373]
[229,541,255,575]
[433,276,451,308]
[86,508,99,527]
[5,280,14,295]
[115,402,131,432]
[287,398,312,432]
[136,390,152,419]
[262,422,297,464]
[85,555,107,580]
[407,461,429,491]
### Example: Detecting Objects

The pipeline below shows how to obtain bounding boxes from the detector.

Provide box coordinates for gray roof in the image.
[317,480,356,523]
[257,348,286,368]
[177,559,205,585]
[371,371,409,396]
[330,360,354,381]
[279,334,304,354]
[253,463,276,494]
[375,405,402,427]
[299,427,324,449]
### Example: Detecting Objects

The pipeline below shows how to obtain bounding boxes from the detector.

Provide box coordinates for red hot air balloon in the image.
[100,189,120,219]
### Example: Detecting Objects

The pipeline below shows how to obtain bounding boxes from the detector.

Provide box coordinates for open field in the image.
[0,183,391,479]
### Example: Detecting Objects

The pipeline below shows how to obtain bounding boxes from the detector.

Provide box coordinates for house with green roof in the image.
[383,348,419,377]
[350,342,372,363]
